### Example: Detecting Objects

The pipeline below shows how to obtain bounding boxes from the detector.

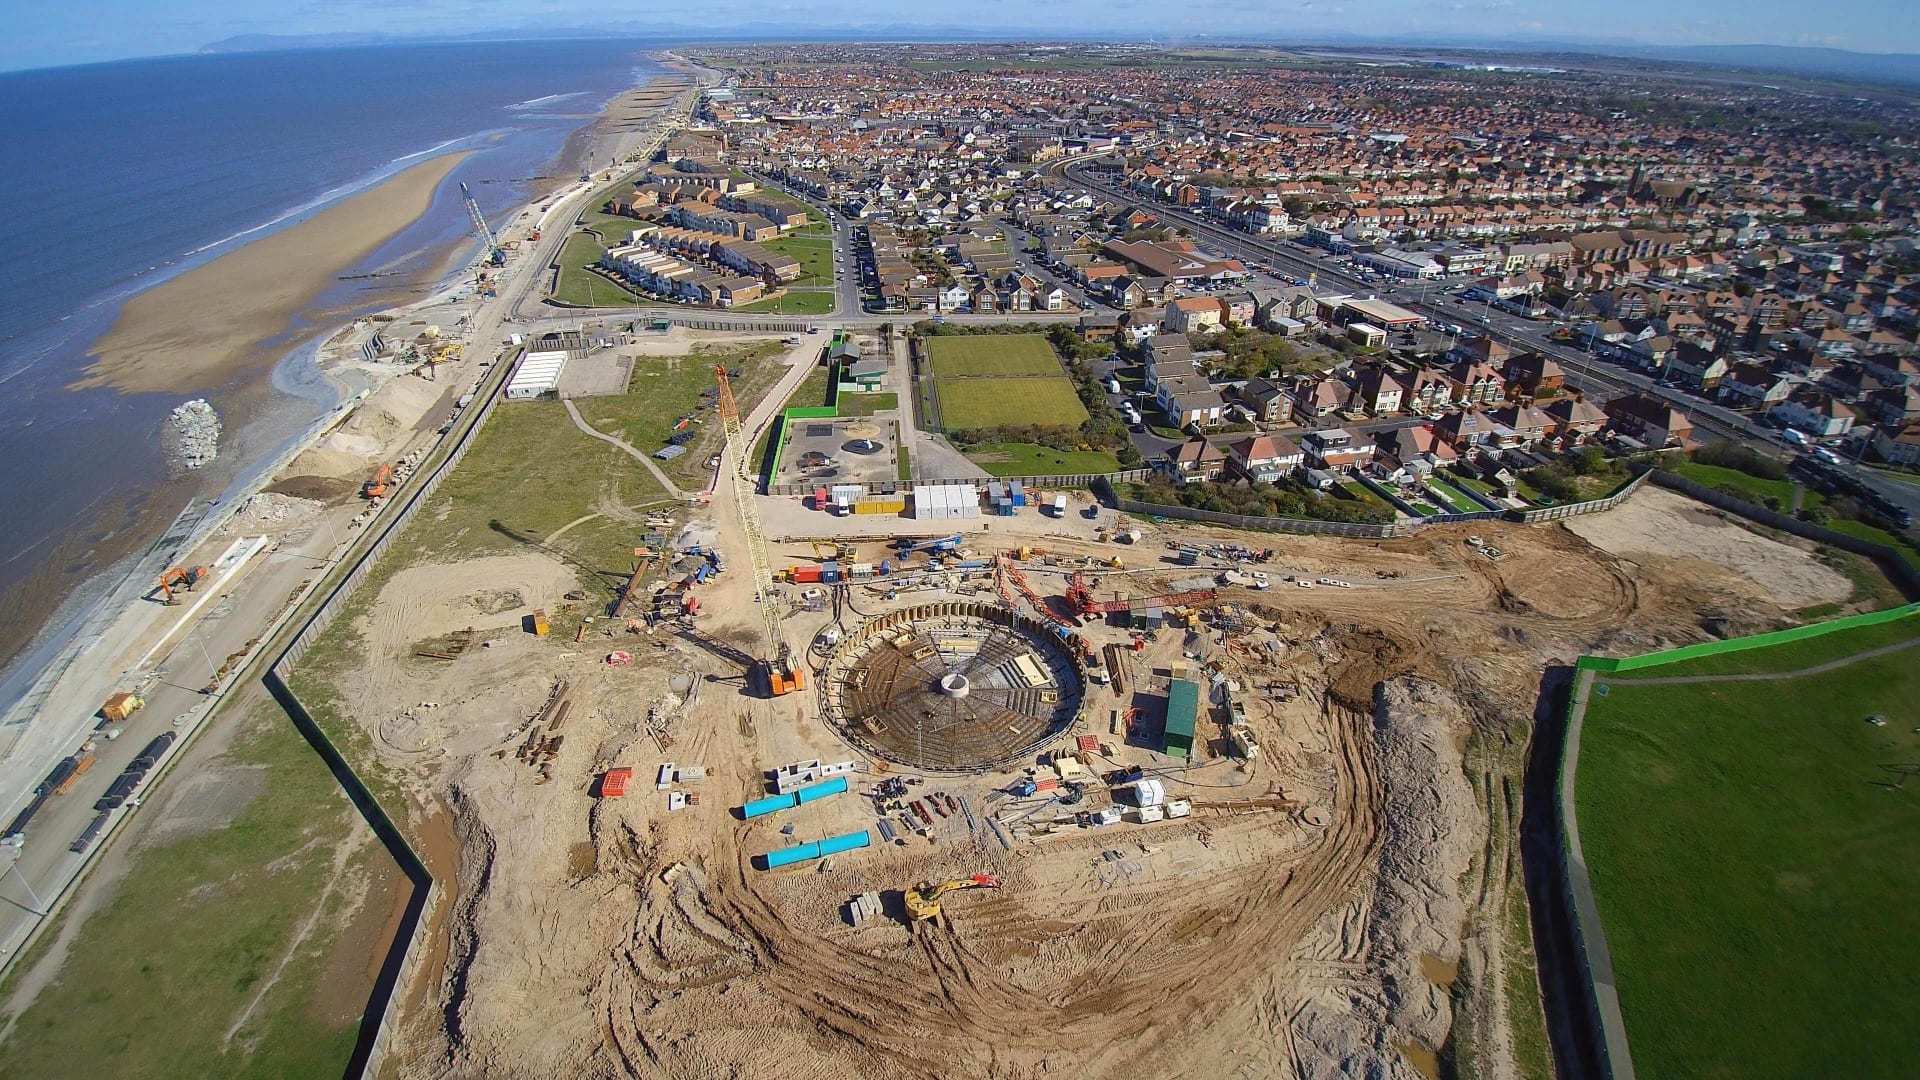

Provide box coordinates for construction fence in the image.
[767,469,1155,499]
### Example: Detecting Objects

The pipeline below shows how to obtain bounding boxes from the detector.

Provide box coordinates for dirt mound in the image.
[342,375,443,446]
[267,475,357,501]
[288,447,370,481]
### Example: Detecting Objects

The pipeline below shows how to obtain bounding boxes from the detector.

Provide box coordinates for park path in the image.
[562,398,694,501]
[1604,634,1920,687]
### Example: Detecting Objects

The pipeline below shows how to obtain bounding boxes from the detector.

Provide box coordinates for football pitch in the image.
[932,376,1088,430]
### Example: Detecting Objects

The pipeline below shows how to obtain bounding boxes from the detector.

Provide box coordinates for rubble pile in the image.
[166,399,220,469]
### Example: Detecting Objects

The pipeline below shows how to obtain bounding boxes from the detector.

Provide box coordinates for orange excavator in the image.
[154,565,210,605]
[362,462,394,499]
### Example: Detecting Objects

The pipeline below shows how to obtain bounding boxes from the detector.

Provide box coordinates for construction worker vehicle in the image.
[902,873,1001,922]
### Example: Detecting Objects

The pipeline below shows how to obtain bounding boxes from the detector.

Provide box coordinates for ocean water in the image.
[0,40,662,697]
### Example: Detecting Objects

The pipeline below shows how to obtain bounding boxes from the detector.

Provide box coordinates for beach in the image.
[76,152,472,395]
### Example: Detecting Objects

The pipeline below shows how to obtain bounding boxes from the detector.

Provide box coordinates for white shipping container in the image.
[1164,798,1192,819]
[1134,804,1165,824]
[1132,778,1165,807]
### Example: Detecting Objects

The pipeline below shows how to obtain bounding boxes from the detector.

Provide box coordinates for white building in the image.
[505,350,568,400]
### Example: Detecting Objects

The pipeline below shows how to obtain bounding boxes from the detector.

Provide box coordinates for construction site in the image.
[243,339,1894,1080]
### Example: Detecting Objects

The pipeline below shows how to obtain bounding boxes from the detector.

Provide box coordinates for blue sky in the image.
[4,0,1916,73]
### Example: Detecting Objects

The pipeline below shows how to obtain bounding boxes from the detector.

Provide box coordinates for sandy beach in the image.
[76,152,471,394]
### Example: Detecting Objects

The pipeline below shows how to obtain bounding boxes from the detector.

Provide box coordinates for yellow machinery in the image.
[809,541,854,562]
[715,366,804,697]
[903,873,1001,922]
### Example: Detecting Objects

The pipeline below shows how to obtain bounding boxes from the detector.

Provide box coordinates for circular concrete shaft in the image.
[940,673,971,698]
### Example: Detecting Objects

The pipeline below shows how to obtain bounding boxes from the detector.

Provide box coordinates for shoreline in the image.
[0,61,689,702]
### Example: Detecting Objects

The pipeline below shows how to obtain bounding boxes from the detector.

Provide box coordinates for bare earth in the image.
[1564,485,1850,610]
[77,153,470,394]
[285,469,1893,1079]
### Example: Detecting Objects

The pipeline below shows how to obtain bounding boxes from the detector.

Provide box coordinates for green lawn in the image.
[734,288,836,315]
[0,704,389,1079]
[1576,615,1920,1078]
[934,376,1088,431]
[837,391,898,417]
[925,333,1064,377]
[550,232,646,308]
[962,442,1121,476]
[1607,610,1920,680]
[761,234,834,286]
[1425,479,1483,513]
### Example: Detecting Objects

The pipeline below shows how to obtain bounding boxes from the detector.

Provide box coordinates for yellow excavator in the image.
[809,540,855,562]
[903,873,1001,922]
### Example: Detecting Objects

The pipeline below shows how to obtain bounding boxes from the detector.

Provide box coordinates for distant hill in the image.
[1610,44,1920,85]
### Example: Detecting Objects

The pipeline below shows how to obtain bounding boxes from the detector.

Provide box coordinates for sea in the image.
[0,39,664,705]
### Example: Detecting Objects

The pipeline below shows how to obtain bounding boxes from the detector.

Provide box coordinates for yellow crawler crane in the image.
[902,873,1001,922]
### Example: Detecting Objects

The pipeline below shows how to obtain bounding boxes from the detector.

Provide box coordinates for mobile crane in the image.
[715,366,804,696]
[460,182,506,267]
[902,873,1001,922]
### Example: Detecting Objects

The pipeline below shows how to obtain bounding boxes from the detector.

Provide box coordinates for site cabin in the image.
[1164,678,1200,759]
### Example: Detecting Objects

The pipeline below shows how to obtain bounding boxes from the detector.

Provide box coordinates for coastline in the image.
[76,152,473,395]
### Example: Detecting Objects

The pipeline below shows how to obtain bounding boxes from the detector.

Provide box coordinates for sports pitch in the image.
[925,334,1064,377]
[1573,613,1920,1078]
[932,376,1088,431]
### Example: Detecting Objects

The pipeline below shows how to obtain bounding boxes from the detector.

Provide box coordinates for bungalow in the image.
[1227,434,1305,483]
[1163,437,1227,484]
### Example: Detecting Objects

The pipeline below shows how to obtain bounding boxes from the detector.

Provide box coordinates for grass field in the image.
[582,343,786,487]
[925,333,1064,377]
[1576,615,1920,1078]
[735,288,836,314]
[1672,461,1806,508]
[837,391,898,417]
[963,443,1120,476]
[551,232,645,308]
[761,234,834,286]
[0,704,389,1079]
[934,376,1087,431]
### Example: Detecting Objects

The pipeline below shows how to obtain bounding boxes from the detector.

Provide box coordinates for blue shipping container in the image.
[741,793,800,819]
[820,567,840,583]
[793,776,849,804]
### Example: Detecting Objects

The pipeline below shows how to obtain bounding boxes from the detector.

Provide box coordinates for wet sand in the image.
[77,152,472,394]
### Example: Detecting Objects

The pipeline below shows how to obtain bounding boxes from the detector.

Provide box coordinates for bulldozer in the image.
[902,873,1000,922]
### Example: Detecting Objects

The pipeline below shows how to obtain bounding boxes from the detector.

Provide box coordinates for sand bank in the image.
[77,152,471,394]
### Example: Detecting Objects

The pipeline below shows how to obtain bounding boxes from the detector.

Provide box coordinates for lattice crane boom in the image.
[715,366,801,694]
[460,182,506,266]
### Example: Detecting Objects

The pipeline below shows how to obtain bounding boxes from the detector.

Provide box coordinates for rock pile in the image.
[230,492,323,529]
[167,399,220,469]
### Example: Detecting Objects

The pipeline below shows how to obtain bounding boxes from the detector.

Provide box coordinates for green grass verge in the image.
[897,436,912,481]
[962,442,1121,477]
[924,333,1064,377]
[551,232,646,307]
[1576,623,1920,1078]
[1671,461,1807,508]
[0,705,386,1079]
[734,289,836,314]
[760,234,834,286]
[836,391,898,418]
[932,375,1087,430]
[1825,518,1920,569]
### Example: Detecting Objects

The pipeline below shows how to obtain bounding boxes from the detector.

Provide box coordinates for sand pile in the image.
[287,447,369,481]
[343,374,443,447]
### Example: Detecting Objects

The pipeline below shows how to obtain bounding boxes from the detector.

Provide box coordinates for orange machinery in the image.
[154,565,210,605]
[362,462,394,499]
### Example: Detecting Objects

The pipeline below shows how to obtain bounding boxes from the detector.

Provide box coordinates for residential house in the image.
[1302,428,1373,472]
[1502,353,1564,401]
[1767,394,1857,439]
[1717,362,1793,412]
[1605,393,1695,448]
[1542,396,1609,444]
[1236,376,1294,424]
[1165,296,1225,335]
[1163,437,1227,484]
[1227,434,1305,483]
[1352,364,1407,416]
